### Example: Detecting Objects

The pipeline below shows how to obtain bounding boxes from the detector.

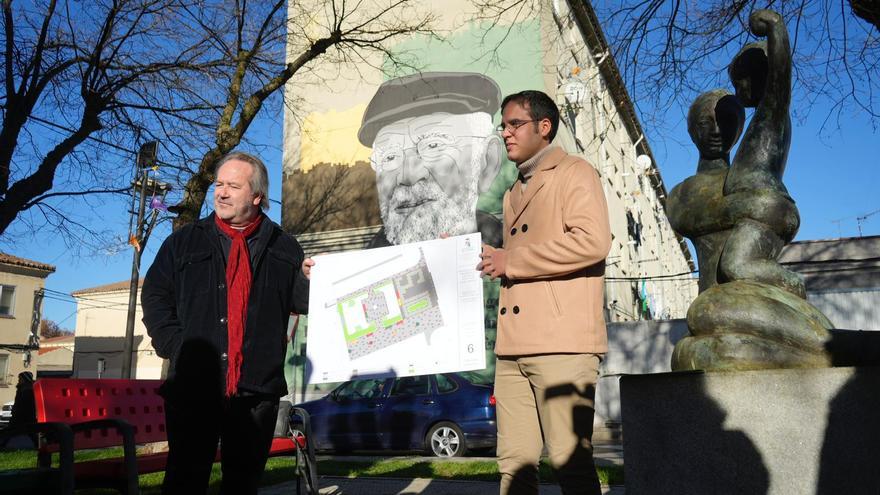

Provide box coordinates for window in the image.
[0,354,8,386]
[390,375,430,396]
[457,371,494,386]
[436,374,459,394]
[0,285,15,316]
[335,378,386,400]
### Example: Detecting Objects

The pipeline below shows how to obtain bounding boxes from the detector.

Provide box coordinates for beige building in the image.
[71,279,163,379]
[0,253,55,405]
[548,1,697,320]
[37,334,75,378]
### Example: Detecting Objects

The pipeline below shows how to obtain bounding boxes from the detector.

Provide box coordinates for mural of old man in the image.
[358,72,505,248]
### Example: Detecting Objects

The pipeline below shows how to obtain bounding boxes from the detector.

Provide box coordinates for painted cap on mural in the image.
[358,72,502,146]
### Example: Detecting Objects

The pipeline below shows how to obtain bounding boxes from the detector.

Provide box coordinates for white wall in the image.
[73,288,164,379]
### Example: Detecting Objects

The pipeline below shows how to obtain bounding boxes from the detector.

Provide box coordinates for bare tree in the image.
[0,0,214,243]
[0,0,435,244]
[851,0,879,30]
[471,0,877,133]
[40,318,71,338]
[595,0,880,131]
[169,0,435,230]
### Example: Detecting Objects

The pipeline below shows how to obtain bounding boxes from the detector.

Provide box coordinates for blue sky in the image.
[655,102,880,241]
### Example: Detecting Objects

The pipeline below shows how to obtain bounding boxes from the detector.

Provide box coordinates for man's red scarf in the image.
[214,213,264,396]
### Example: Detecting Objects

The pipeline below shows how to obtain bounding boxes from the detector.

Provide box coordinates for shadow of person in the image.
[161,337,224,408]
[542,381,601,493]
[816,332,880,494]
[620,371,769,495]
[159,338,224,493]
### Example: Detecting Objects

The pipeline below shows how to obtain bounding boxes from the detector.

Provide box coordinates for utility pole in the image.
[122,142,170,379]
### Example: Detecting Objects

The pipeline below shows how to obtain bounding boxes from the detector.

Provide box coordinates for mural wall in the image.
[282,0,552,397]
[282,4,546,234]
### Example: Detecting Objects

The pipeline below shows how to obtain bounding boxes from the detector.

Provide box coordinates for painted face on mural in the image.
[371,112,500,245]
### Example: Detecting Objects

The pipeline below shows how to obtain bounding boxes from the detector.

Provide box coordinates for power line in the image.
[28,115,136,156]
[606,269,698,281]
[43,290,131,312]
[28,115,187,171]
[73,349,158,355]
[830,207,880,237]
[29,114,284,207]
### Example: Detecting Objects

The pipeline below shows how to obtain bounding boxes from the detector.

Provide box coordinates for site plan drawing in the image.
[336,250,443,360]
[306,234,486,384]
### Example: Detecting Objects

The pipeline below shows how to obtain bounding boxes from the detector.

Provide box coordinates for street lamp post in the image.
[121,142,169,379]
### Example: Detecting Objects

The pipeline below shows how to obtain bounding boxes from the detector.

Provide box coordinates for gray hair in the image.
[215,151,270,211]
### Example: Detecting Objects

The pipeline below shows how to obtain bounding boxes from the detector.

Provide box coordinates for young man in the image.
[142,151,313,494]
[479,90,611,495]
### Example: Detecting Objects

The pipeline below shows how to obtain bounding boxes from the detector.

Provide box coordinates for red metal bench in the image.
[32,378,300,494]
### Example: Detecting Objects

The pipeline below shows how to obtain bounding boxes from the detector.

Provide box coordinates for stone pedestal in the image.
[595,319,688,427]
[620,367,880,495]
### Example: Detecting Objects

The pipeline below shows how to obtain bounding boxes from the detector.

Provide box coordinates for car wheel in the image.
[426,421,466,457]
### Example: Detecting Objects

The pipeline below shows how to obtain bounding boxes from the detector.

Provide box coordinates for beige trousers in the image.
[495,353,602,495]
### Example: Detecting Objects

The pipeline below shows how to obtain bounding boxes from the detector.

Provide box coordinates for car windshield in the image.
[456,371,493,386]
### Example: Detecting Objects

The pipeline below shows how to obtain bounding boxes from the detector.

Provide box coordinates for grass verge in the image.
[0,448,624,493]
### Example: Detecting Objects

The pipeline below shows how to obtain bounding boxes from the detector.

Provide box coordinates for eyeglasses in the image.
[495,119,536,133]
[370,134,485,174]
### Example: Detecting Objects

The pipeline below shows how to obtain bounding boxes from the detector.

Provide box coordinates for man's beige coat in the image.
[495,146,612,356]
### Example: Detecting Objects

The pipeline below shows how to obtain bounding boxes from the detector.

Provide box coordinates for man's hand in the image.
[302,258,315,280]
[478,244,507,280]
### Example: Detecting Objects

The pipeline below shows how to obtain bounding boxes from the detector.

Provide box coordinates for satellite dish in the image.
[636,154,652,171]
[563,78,587,104]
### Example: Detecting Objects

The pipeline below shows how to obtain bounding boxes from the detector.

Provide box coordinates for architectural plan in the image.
[306,233,485,383]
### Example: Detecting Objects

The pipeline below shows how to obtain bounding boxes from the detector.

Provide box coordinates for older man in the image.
[358,72,505,247]
[142,151,312,495]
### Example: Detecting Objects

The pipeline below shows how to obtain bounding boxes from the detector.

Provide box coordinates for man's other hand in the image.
[302,258,315,280]
[478,244,507,279]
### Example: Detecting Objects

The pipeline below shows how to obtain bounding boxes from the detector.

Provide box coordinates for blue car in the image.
[293,372,496,457]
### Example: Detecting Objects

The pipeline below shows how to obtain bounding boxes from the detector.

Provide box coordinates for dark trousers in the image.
[162,394,279,495]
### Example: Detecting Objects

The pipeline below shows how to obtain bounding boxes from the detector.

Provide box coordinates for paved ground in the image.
[260,442,625,495]
[261,477,625,494]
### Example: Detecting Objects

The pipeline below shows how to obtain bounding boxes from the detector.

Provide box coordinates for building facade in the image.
[71,279,164,379]
[0,253,55,405]
[780,235,880,331]
[37,335,75,378]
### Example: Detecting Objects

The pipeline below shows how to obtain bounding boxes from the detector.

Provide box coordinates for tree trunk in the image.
[851,0,880,31]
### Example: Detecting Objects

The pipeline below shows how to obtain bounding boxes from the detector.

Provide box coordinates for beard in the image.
[381,179,478,245]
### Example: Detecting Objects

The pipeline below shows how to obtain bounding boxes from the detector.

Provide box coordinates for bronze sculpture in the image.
[668,10,833,371]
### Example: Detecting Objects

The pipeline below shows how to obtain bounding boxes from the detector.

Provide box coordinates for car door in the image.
[322,378,389,450]
[380,375,439,450]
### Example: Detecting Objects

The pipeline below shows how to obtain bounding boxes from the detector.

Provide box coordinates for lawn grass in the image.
[0,448,624,493]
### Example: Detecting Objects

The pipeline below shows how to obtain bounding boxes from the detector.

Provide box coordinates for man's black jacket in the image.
[141,214,309,398]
